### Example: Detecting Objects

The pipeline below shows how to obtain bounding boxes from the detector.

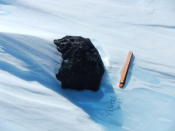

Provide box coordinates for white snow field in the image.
[0,0,175,131]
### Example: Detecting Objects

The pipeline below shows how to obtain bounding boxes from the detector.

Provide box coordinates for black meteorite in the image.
[54,36,104,91]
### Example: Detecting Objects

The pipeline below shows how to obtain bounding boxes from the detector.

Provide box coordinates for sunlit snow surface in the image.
[0,0,175,131]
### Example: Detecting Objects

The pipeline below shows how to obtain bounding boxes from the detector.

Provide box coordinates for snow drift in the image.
[0,0,175,131]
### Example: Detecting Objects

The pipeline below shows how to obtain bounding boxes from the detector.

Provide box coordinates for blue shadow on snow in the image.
[0,34,124,131]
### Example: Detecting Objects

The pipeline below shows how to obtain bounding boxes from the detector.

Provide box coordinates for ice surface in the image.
[0,0,175,131]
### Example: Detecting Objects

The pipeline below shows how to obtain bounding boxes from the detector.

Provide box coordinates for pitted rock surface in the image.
[54,36,104,91]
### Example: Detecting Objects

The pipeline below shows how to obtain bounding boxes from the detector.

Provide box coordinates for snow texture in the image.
[0,0,175,131]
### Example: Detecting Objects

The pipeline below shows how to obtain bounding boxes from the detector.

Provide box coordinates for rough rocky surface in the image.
[54,36,105,91]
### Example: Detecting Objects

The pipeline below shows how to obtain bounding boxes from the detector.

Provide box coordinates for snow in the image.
[0,0,175,131]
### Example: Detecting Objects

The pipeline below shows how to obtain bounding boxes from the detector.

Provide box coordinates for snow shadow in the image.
[60,72,124,130]
[0,34,123,130]
[0,34,59,90]
[0,0,15,5]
